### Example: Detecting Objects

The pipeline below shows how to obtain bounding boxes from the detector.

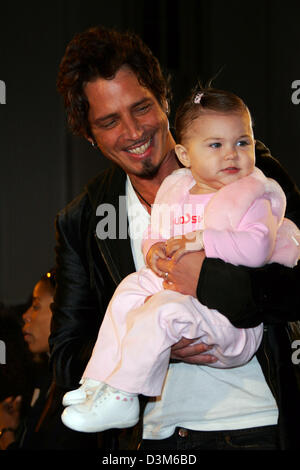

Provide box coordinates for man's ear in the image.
[175,144,191,168]
[162,98,169,115]
[85,134,97,148]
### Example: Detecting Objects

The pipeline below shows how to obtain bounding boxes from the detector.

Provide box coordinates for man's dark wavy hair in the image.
[57,26,171,139]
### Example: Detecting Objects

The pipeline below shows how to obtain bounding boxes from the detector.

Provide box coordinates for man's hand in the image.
[171,338,218,364]
[0,396,21,450]
[156,251,206,297]
[0,396,21,429]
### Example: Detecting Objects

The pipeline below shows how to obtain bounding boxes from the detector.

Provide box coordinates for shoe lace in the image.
[93,385,119,408]
[83,383,106,405]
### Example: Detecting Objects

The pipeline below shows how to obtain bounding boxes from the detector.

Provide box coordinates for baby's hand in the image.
[165,231,204,262]
[146,242,167,276]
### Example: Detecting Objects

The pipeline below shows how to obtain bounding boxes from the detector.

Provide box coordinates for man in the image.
[49,26,300,450]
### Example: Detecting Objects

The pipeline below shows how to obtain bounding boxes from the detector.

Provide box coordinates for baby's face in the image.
[177,110,255,193]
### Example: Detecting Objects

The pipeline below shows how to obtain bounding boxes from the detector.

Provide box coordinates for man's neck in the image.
[129,148,180,208]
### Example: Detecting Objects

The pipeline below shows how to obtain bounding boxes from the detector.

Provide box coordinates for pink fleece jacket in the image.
[142,167,299,269]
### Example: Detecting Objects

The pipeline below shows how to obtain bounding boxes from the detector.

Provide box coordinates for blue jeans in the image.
[140,425,278,451]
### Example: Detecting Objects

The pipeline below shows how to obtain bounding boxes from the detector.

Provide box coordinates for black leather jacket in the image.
[49,141,300,450]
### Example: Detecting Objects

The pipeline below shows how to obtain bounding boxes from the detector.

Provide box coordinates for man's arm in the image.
[197,258,300,328]
[255,140,300,227]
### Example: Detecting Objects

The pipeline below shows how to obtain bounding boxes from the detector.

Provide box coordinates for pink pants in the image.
[83,267,263,396]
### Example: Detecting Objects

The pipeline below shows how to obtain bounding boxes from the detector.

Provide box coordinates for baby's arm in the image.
[146,242,167,276]
[165,231,204,261]
[164,198,277,267]
[203,197,278,267]
[146,230,205,272]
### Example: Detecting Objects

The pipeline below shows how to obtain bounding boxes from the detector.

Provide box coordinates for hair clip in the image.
[194,92,203,104]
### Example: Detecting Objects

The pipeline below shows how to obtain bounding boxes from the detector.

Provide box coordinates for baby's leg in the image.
[104,290,263,396]
[61,288,263,434]
[82,267,163,382]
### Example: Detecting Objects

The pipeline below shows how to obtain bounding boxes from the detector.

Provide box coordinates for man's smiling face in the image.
[85,66,172,178]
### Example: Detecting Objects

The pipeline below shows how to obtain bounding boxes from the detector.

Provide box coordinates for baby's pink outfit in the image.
[83,168,299,396]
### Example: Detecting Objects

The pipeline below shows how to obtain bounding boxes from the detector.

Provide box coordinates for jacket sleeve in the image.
[197,141,300,328]
[197,259,300,328]
[49,197,102,390]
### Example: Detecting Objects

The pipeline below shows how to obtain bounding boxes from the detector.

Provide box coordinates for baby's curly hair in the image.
[175,82,250,144]
[57,26,172,139]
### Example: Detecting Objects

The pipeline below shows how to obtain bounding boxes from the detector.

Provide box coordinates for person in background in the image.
[0,269,100,450]
[0,302,35,427]
[0,270,55,450]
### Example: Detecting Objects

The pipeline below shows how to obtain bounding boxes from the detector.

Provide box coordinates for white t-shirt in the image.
[126,177,278,440]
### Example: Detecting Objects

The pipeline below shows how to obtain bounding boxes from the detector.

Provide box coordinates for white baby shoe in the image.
[62,378,104,406]
[61,384,139,433]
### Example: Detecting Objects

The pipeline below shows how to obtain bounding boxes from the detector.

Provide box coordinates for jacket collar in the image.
[85,165,136,286]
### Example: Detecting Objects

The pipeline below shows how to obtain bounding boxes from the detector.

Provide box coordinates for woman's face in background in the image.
[22,280,53,355]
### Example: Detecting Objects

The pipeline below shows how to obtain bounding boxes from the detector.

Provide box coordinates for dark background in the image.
[0,0,299,305]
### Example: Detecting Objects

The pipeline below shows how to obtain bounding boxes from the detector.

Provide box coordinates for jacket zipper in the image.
[262,326,277,399]
[94,232,121,286]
